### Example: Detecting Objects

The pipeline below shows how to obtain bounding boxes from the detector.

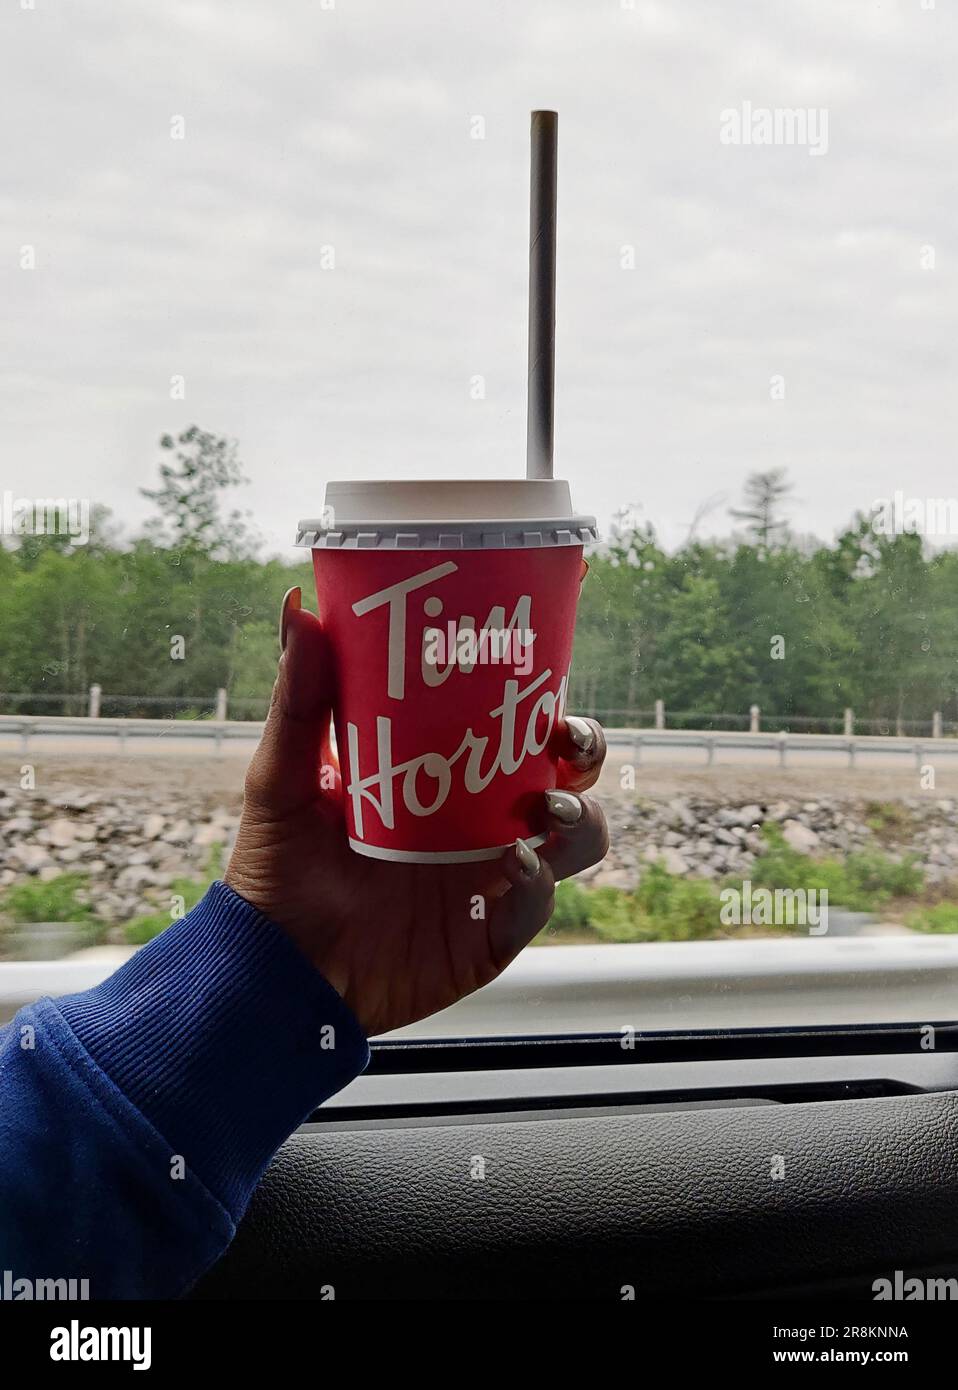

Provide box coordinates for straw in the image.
[526,110,558,481]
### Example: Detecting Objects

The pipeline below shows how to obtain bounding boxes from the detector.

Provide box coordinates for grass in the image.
[863,800,915,843]
[749,824,924,913]
[124,845,225,944]
[536,826,928,944]
[906,902,958,934]
[0,872,103,958]
[0,872,95,925]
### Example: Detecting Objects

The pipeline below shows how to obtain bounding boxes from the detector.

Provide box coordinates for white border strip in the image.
[347,832,549,865]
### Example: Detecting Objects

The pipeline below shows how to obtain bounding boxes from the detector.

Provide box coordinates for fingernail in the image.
[280,587,302,652]
[545,789,583,824]
[566,716,595,752]
[515,837,541,879]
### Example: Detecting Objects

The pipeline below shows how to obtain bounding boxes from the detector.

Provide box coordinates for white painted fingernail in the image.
[515,837,541,879]
[280,586,302,652]
[566,716,595,751]
[545,790,583,824]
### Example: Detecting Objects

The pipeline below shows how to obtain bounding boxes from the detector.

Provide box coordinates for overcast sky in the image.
[1,0,955,555]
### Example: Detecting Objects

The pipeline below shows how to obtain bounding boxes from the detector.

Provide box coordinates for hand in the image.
[225,587,609,1038]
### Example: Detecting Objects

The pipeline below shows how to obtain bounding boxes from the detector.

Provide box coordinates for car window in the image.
[1,0,955,1043]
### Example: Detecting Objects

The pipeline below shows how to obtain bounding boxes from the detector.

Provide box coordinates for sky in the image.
[1,0,956,556]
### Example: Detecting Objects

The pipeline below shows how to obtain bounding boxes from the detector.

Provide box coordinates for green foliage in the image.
[538,836,928,945]
[569,499,958,727]
[125,846,225,945]
[907,901,958,934]
[2,451,957,729]
[750,825,923,912]
[588,862,724,943]
[0,873,94,925]
[140,426,251,558]
[546,879,596,936]
[864,801,914,839]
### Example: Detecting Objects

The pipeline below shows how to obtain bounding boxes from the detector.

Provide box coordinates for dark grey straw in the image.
[526,110,558,481]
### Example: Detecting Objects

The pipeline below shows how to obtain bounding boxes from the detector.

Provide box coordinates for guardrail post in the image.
[654,699,665,731]
[915,742,923,771]
[778,732,788,768]
[215,687,228,722]
[88,684,101,719]
[848,739,856,769]
[933,710,942,739]
[749,704,760,733]
[632,735,642,766]
[706,737,715,767]
[843,707,854,736]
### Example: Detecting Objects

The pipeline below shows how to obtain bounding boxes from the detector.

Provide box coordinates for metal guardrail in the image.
[5,937,958,1031]
[1,714,958,766]
[603,727,958,769]
[0,714,265,752]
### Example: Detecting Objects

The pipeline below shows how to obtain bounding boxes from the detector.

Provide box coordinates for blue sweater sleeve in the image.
[0,882,370,1299]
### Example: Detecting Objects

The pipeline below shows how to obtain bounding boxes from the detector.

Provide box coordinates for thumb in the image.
[243,587,337,814]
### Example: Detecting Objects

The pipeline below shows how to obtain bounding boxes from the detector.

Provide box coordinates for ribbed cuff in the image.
[56,882,370,1218]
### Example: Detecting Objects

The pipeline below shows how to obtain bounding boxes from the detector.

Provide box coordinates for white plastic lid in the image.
[297,479,597,551]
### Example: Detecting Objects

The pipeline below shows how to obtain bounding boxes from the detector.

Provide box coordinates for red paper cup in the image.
[298,480,597,863]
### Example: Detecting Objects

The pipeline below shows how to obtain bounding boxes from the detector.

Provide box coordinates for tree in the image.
[140,426,251,559]
[730,469,793,549]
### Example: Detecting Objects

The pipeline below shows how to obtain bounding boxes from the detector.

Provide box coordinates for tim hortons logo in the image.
[346,561,566,837]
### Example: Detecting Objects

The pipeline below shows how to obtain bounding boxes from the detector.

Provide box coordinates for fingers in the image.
[552,715,607,793]
[538,790,609,882]
[243,589,338,815]
[485,789,609,970]
[487,838,557,971]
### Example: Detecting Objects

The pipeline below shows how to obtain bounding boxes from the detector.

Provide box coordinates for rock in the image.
[58,790,102,810]
[713,828,740,847]
[593,866,635,890]
[46,818,83,847]
[115,866,159,893]
[782,819,820,854]
[667,800,697,830]
[642,845,689,875]
[716,806,760,828]
[9,844,52,872]
[193,823,226,848]
[162,819,193,844]
[5,817,36,834]
[142,814,166,840]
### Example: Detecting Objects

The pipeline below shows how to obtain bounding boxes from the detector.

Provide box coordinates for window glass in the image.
[1,1,954,1040]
